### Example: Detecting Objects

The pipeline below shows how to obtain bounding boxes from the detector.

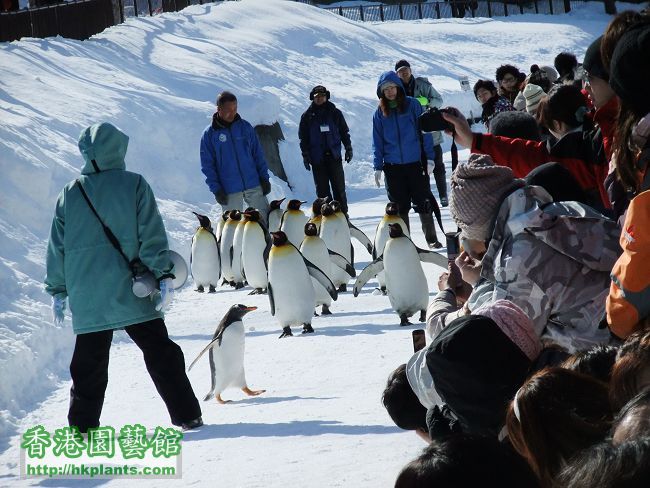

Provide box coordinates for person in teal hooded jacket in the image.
[45,122,202,432]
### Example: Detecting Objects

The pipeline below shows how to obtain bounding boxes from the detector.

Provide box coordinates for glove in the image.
[260,179,271,195]
[302,154,311,171]
[155,277,175,312]
[214,190,228,206]
[52,295,66,325]
[427,160,435,175]
[344,147,353,163]
[374,170,382,188]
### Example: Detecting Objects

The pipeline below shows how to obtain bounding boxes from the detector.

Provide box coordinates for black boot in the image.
[398,212,411,233]
[419,213,442,248]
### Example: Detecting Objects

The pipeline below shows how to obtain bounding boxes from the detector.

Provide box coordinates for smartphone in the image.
[445,231,461,261]
[412,329,426,352]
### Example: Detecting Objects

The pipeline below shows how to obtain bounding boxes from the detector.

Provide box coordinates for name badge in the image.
[320,124,330,133]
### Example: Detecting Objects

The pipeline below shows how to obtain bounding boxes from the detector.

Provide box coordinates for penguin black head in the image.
[271,231,289,246]
[269,198,285,211]
[243,209,262,222]
[222,210,231,221]
[330,200,342,213]
[385,202,400,216]
[287,199,305,211]
[388,223,405,238]
[224,304,258,324]
[244,206,256,213]
[192,211,213,231]
[321,203,334,217]
[311,197,330,216]
[229,210,242,221]
[304,222,318,237]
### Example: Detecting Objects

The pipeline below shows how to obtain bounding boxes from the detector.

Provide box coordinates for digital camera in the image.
[418,107,454,133]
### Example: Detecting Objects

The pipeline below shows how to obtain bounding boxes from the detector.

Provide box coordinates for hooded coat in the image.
[45,122,173,335]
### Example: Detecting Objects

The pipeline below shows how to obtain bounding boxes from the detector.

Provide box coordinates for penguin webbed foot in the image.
[419,310,426,322]
[216,394,231,404]
[337,284,347,293]
[302,323,315,334]
[242,386,266,397]
[196,285,205,293]
[208,285,217,293]
[279,326,293,339]
[313,310,319,317]
[399,314,412,327]
[321,304,332,315]
[248,288,266,295]
[234,282,245,290]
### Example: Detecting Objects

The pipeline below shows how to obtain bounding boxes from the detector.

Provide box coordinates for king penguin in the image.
[267,198,285,233]
[373,202,409,295]
[308,197,330,233]
[190,211,221,293]
[268,231,337,338]
[216,210,230,243]
[242,209,271,295]
[188,304,265,404]
[280,199,309,248]
[329,200,373,257]
[354,223,447,326]
[219,210,241,286]
[300,223,354,315]
[230,208,249,290]
[319,202,353,291]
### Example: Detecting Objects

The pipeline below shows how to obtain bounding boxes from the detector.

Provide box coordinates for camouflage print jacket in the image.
[427,186,621,352]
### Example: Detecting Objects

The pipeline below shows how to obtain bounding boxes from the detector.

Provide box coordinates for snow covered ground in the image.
[0,0,623,485]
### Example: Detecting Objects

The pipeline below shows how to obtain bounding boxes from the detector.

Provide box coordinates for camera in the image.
[445,231,461,261]
[418,107,454,133]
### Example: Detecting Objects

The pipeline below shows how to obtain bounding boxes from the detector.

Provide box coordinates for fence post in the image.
[548,0,553,14]
[563,0,570,13]
[504,0,508,16]
[338,6,342,16]
[534,0,538,14]
[133,0,138,16]
[146,0,152,15]
[359,5,364,21]
[398,3,403,19]
[118,0,124,22]
[417,2,422,19]
[435,1,440,19]
[519,0,524,14]
[487,0,492,17]
[379,4,384,21]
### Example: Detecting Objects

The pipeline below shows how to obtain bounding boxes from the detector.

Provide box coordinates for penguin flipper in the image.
[187,337,221,372]
[268,282,275,316]
[328,249,356,277]
[348,222,373,254]
[353,258,384,297]
[263,240,271,270]
[416,247,448,269]
[304,257,338,301]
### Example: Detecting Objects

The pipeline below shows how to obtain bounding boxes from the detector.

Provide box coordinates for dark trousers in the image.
[384,162,439,244]
[312,154,348,214]
[431,144,447,200]
[68,318,201,432]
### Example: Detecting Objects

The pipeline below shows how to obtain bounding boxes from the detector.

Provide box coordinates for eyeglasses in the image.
[501,75,517,84]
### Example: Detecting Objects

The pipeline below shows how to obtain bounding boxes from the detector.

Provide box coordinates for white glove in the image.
[155,278,175,312]
[427,160,435,175]
[52,296,66,325]
[374,170,382,188]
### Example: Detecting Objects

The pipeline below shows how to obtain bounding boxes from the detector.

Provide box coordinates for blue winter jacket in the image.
[200,114,270,195]
[373,71,434,170]
[298,101,352,165]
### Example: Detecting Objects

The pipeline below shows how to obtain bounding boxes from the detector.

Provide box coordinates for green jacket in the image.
[45,122,173,334]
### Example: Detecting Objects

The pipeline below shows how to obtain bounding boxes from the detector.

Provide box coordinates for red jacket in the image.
[472,127,610,209]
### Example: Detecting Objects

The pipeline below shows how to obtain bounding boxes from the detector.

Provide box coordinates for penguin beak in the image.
[243,306,258,312]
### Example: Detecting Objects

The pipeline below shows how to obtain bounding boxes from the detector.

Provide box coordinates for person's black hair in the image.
[562,345,619,383]
[216,91,237,106]
[473,79,497,98]
[536,84,587,131]
[382,364,427,432]
[554,438,650,488]
[495,64,521,82]
[489,111,541,141]
[554,52,578,78]
[612,388,650,443]
[395,434,540,488]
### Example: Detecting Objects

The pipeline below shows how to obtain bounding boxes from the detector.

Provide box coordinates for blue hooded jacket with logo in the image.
[373,71,434,171]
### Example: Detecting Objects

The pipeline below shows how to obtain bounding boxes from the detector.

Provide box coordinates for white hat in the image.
[523,83,546,114]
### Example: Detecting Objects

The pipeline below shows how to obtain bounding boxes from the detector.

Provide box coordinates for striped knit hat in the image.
[523,83,546,115]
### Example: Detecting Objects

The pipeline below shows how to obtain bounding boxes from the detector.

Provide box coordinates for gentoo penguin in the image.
[267,198,285,233]
[300,223,353,315]
[354,223,447,326]
[219,210,241,286]
[188,304,265,404]
[230,208,249,290]
[268,231,337,338]
[190,212,221,293]
[308,197,330,233]
[242,209,271,295]
[319,202,353,292]
[216,210,230,243]
[280,199,309,248]
[329,200,373,256]
[373,202,409,295]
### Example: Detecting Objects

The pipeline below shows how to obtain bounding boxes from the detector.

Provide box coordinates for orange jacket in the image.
[607,190,650,338]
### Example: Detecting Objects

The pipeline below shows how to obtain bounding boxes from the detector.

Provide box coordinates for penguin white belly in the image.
[300,238,332,307]
[320,220,351,287]
[231,224,246,284]
[191,232,221,287]
[210,321,246,393]
[268,210,282,233]
[242,225,268,289]
[281,214,308,248]
[268,250,315,327]
[220,225,237,282]
[374,217,408,290]
[384,239,429,315]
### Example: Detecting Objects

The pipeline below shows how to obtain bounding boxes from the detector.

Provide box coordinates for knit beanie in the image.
[379,81,398,93]
[473,300,542,361]
[582,36,609,82]
[610,25,650,117]
[450,154,524,241]
[523,83,546,114]
[395,59,411,72]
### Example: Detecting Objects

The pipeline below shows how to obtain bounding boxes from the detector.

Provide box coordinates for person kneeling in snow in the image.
[45,122,202,432]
